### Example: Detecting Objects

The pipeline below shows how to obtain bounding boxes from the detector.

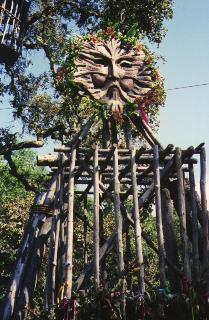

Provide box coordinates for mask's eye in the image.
[94,58,109,67]
[120,61,131,68]
[92,74,107,88]
[120,78,134,91]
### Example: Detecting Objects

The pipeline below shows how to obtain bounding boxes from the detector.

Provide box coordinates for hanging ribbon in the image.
[56,296,77,320]
[57,282,70,305]
[137,103,150,126]
[180,276,192,295]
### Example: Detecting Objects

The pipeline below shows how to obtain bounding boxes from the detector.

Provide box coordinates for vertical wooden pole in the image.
[113,144,125,273]
[123,119,133,149]
[65,146,76,298]
[153,145,166,288]
[83,197,88,266]
[161,188,180,292]
[130,146,145,293]
[0,1,7,28]
[113,144,126,319]
[52,161,65,305]
[176,147,191,280]
[2,0,13,44]
[200,147,209,291]
[189,162,199,282]
[2,191,47,320]
[45,171,61,309]
[102,118,110,148]
[93,144,100,291]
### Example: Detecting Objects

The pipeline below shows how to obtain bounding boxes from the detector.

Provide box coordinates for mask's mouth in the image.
[108,99,123,122]
[110,100,123,112]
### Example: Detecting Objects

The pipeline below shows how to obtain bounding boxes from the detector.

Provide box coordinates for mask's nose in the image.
[111,61,120,80]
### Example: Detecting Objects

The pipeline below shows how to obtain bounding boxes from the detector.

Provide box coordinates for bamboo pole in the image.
[200,147,209,291]
[176,147,191,280]
[93,144,100,291]
[153,145,166,288]
[130,146,145,293]
[189,162,200,282]
[65,146,76,298]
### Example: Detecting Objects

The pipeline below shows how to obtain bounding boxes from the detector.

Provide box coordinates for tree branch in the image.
[0,139,44,155]
[27,1,100,26]
[4,152,37,192]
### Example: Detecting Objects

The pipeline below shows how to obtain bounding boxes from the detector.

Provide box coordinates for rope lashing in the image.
[30,204,53,216]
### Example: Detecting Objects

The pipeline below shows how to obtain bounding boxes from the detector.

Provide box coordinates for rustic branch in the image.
[4,152,37,192]
[27,1,100,26]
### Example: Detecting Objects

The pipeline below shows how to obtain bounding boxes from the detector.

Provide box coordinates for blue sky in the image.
[1,0,209,200]
[155,0,209,201]
[157,0,209,149]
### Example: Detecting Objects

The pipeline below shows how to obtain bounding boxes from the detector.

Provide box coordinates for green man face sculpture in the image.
[74,37,154,116]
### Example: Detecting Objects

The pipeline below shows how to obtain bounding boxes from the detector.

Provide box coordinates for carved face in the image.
[73,38,154,115]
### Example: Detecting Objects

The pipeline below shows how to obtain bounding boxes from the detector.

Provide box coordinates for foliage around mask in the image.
[57,27,166,127]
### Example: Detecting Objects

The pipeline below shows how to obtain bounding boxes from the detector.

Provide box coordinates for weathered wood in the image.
[13,216,53,319]
[200,147,209,291]
[123,118,133,149]
[130,114,163,149]
[189,162,200,282]
[65,117,94,148]
[153,145,166,288]
[38,154,198,167]
[79,147,115,202]
[51,166,64,306]
[102,117,110,148]
[73,232,117,292]
[3,172,58,319]
[2,192,46,320]
[65,146,76,298]
[83,198,88,266]
[93,144,100,290]
[161,188,180,292]
[142,118,164,149]
[73,167,184,293]
[113,145,124,274]
[176,147,191,280]
[113,144,126,320]
[45,172,61,310]
[130,146,145,293]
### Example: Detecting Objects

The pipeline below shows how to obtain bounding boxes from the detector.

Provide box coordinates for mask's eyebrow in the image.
[82,42,112,59]
[116,55,135,63]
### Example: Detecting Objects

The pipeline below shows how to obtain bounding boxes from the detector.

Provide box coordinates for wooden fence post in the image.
[200,147,209,291]
[65,146,76,298]
[176,147,191,280]
[189,162,200,282]
[153,145,166,288]
[93,144,100,291]
[130,146,145,293]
